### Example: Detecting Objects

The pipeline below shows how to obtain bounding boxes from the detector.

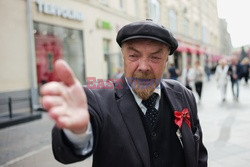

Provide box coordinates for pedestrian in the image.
[194,61,204,103]
[228,56,242,101]
[240,57,250,85]
[168,63,180,80]
[215,58,229,102]
[181,64,195,91]
[204,64,211,81]
[41,20,207,167]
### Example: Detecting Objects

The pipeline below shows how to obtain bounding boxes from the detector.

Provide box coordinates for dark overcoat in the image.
[52,78,208,167]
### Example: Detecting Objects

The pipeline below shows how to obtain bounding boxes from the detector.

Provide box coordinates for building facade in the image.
[0,0,231,111]
[0,0,145,110]
[219,19,232,57]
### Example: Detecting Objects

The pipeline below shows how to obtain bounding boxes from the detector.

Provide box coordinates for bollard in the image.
[29,97,33,114]
[8,97,12,118]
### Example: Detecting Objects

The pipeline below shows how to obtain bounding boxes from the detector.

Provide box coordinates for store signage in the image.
[96,19,112,30]
[36,0,84,21]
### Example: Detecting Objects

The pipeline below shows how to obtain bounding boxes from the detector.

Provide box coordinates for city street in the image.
[0,76,250,167]
[198,77,250,167]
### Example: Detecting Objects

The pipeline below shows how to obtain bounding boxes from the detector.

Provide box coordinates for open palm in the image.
[41,60,89,134]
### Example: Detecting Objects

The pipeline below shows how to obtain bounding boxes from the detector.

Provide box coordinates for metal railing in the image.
[0,97,32,118]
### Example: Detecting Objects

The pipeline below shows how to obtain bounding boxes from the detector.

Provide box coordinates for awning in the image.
[196,48,206,55]
[186,47,196,54]
[176,45,205,55]
[176,45,188,52]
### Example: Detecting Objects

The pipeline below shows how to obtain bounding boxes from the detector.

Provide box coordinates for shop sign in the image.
[36,0,84,21]
[96,19,112,30]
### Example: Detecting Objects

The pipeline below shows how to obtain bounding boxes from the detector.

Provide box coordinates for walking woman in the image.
[215,58,229,102]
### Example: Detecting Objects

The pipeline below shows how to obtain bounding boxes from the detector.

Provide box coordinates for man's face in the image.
[121,39,170,100]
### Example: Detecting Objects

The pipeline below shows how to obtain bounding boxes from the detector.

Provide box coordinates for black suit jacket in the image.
[52,78,208,167]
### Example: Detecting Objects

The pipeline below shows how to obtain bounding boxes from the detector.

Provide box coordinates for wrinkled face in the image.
[121,39,170,100]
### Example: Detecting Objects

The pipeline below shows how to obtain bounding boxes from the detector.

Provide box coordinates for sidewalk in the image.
[1,76,250,167]
[0,113,93,167]
[2,146,92,167]
[197,78,250,167]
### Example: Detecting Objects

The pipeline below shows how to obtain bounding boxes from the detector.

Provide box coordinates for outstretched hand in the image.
[41,59,89,134]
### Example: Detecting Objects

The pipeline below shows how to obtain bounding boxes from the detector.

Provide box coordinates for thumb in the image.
[55,59,76,86]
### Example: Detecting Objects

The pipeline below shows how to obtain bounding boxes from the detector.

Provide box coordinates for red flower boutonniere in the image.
[174,108,191,129]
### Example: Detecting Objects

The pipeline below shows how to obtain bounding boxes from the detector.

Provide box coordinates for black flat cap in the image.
[116,19,178,55]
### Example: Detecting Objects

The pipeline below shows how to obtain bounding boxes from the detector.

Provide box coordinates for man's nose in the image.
[138,58,150,72]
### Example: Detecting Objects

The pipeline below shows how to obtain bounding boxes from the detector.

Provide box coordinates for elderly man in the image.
[41,20,207,167]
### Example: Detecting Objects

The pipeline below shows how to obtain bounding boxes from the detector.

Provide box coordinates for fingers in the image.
[40,82,65,111]
[40,82,64,96]
[56,111,89,134]
[42,96,64,111]
[47,106,67,120]
[39,59,89,133]
[48,105,89,134]
[47,106,71,129]
[55,59,76,86]
[57,116,76,130]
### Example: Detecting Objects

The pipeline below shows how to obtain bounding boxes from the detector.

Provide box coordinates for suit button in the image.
[151,132,157,137]
[153,152,159,158]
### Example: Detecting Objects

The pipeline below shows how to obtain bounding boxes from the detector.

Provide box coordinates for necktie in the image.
[142,93,159,128]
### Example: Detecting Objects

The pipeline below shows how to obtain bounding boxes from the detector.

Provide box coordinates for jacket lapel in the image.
[115,78,151,167]
[161,81,196,167]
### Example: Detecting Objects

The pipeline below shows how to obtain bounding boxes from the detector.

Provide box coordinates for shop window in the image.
[202,26,208,43]
[103,39,112,79]
[194,23,199,40]
[134,0,140,16]
[103,39,122,79]
[183,18,189,36]
[169,9,177,32]
[120,0,124,9]
[33,22,85,86]
[148,0,160,22]
[99,0,108,5]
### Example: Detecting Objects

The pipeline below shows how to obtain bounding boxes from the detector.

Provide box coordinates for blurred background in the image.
[0,0,249,166]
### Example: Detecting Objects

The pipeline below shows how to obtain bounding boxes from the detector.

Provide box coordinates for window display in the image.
[34,22,85,86]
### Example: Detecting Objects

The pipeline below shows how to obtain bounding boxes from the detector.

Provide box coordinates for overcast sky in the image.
[217,0,250,48]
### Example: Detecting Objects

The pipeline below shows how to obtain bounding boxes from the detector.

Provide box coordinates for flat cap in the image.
[116,19,178,55]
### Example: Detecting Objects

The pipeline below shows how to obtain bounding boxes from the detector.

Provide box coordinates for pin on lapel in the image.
[174,108,191,129]
[174,108,191,147]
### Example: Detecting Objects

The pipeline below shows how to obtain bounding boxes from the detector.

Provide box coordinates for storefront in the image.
[0,0,141,118]
[34,22,85,85]
[174,40,206,72]
[33,0,86,86]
